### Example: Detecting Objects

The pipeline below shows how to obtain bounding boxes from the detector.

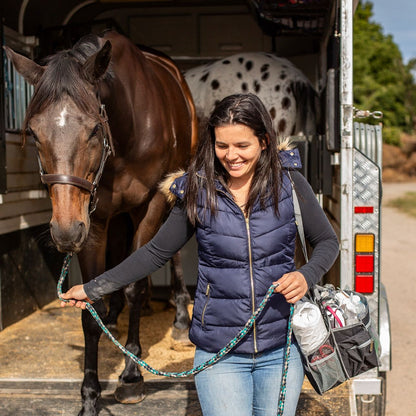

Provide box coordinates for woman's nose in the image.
[226,147,237,160]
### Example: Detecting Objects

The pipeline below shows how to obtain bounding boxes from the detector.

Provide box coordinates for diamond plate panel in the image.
[353,147,381,333]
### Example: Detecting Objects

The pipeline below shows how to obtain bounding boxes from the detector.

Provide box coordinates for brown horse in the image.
[5,31,197,416]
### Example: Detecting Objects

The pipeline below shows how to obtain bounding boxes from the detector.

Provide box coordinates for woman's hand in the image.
[60,285,92,310]
[273,271,308,304]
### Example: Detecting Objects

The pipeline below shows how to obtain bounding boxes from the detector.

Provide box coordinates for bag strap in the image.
[289,172,309,262]
[277,304,294,416]
[289,173,319,305]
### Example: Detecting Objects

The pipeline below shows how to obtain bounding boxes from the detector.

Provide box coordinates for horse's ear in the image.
[83,40,112,83]
[3,46,45,86]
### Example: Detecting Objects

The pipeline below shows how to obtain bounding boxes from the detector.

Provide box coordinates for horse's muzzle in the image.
[50,220,87,253]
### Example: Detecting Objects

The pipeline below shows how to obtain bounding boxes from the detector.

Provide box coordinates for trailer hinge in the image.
[353,107,383,119]
[340,239,350,251]
[331,153,340,166]
[342,184,350,195]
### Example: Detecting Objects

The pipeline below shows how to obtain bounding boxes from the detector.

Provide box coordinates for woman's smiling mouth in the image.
[227,161,245,169]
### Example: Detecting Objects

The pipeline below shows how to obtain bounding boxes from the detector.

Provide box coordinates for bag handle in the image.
[291,178,309,262]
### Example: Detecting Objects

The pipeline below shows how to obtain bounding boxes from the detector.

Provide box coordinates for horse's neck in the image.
[101,74,135,147]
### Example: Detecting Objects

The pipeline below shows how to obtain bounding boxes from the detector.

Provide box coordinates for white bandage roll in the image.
[292,300,329,355]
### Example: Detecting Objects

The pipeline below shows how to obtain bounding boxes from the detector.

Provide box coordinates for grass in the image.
[387,191,416,218]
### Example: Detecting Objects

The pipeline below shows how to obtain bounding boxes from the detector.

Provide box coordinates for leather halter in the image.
[37,104,113,214]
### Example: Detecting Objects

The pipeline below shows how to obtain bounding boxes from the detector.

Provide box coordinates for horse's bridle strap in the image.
[36,102,112,214]
[41,174,95,193]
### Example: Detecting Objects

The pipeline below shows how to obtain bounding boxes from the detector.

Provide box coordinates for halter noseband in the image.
[38,104,113,214]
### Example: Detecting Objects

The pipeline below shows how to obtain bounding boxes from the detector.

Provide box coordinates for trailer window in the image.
[1,24,36,194]
[3,53,34,132]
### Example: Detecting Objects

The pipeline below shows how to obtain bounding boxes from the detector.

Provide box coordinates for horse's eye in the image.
[88,124,101,140]
[27,127,39,142]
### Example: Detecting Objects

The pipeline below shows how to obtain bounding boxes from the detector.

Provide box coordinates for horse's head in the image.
[4,38,113,253]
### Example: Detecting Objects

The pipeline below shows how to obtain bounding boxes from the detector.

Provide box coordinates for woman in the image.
[62,93,339,415]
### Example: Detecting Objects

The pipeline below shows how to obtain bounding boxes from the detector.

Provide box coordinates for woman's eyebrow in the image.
[215,139,252,145]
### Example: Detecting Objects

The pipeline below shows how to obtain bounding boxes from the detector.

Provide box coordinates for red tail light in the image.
[355,275,374,293]
[354,234,375,294]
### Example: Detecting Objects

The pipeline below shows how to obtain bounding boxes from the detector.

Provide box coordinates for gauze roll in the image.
[292,300,328,355]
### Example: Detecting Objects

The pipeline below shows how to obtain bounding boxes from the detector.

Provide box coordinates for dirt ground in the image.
[380,181,416,416]
[363,141,416,416]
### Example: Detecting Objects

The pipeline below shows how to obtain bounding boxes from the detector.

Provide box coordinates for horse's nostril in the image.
[74,221,86,243]
[49,220,87,251]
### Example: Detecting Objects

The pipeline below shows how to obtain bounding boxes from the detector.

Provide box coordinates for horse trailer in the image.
[0,1,391,415]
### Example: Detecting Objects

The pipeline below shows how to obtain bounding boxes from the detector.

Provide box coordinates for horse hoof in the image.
[114,379,145,404]
[78,410,98,416]
[171,326,192,345]
[78,404,99,416]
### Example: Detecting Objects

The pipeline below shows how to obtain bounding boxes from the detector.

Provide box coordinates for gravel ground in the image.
[381,181,416,416]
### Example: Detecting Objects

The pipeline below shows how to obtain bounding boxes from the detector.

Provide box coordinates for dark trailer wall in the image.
[0,1,333,78]
[0,22,65,330]
[0,0,335,330]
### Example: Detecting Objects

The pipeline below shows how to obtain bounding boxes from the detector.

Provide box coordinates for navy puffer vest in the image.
[170,150,301,354]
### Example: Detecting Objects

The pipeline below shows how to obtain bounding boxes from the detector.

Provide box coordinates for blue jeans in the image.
[194,343,304,416]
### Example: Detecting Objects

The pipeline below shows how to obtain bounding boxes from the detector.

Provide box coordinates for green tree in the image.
[353,1,416,144]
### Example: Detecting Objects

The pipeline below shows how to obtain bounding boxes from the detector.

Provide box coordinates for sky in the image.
[371,0,416,63]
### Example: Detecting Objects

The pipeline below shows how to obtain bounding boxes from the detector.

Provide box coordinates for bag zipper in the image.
[349,337,374,352]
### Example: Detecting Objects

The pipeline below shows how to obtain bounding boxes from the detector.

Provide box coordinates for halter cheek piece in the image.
[37,104,113,214]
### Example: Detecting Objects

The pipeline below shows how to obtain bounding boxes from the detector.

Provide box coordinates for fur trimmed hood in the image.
[159,169,186,206]
[277,137,293,152]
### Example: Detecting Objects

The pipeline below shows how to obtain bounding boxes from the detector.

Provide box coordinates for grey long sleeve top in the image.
[84,170,339,301]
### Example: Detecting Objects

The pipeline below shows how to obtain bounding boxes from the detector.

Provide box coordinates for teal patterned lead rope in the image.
[58,254,293,413]
[277,303,294,416]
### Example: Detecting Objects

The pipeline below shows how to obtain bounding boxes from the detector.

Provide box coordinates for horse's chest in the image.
[98,171,153,213]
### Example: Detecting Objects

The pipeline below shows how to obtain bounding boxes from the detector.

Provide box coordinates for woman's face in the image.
[214,124,266,185]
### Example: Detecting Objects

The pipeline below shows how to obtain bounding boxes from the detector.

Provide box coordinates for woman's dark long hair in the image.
[185,93,282,225]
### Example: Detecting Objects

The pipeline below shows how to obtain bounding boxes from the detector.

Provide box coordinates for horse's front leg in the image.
[114,277,148,403]
[114,193,167,403]
[170,251,191,342]
[79,299,107,416]
[76,226,108,416]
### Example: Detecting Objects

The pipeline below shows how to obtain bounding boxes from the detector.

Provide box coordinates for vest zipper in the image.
[217,188,257,351]
[245,216,258,353]
[201,283,210,327]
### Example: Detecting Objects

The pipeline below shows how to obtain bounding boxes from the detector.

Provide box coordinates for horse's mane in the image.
[23,34,112,135]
